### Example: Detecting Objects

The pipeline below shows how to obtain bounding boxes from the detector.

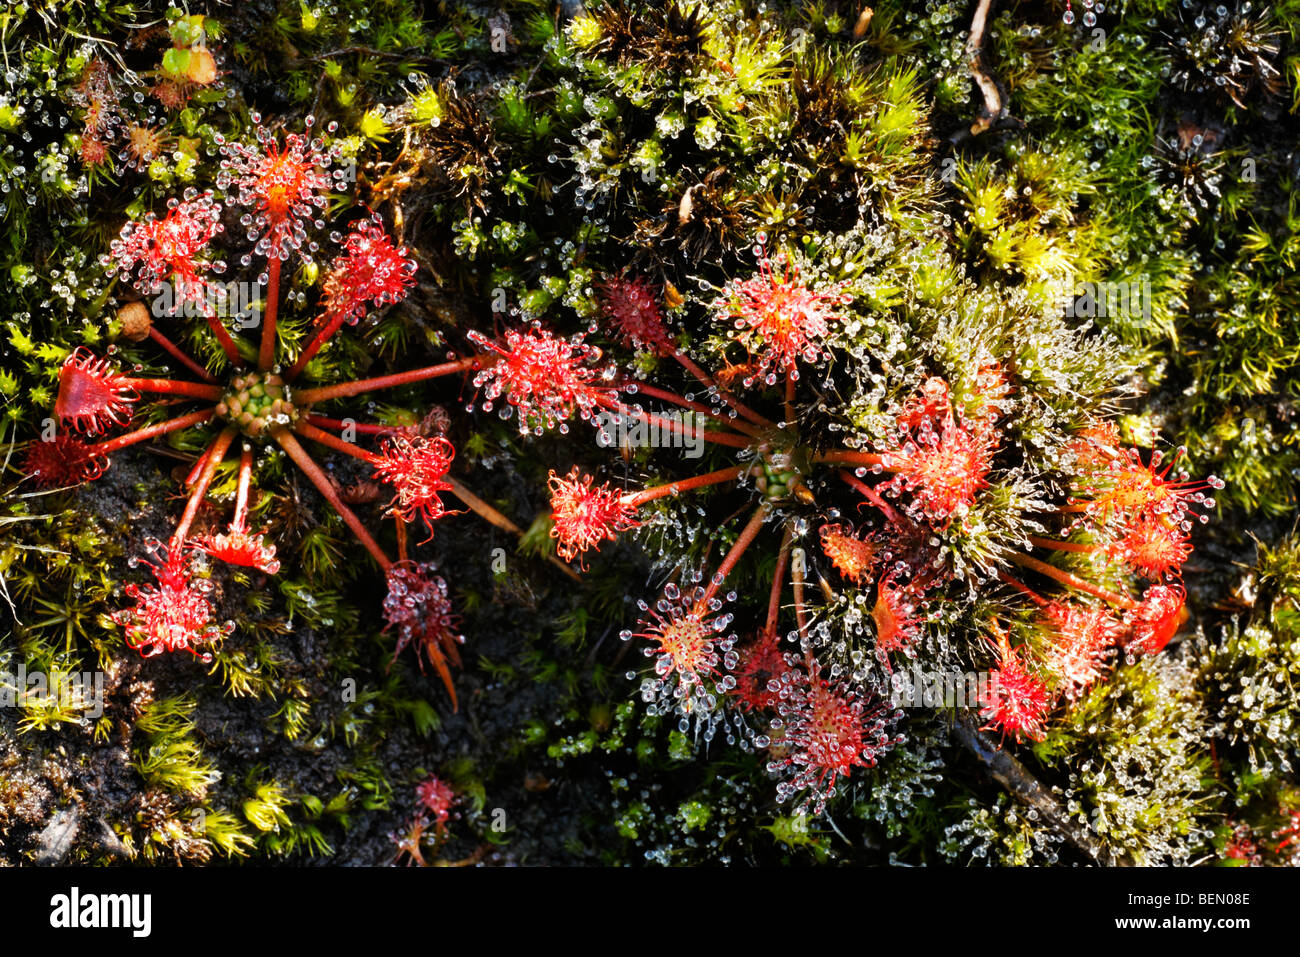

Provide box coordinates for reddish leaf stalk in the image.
[767,525,795,635]
[1027,535,1097,554]
[670,348,774,428]
[117,377,223,402]
[293,419,380,464]
[184,442,214,487]
[205,314,245,366]
[91,409,216,455]
[621,465,749,508]
[838,469,907,526]
[1007,551,1137,610]
[443,476,582,583]
[815,449,887,469]
[784,369,796,428]
[147,327,218,383]
[620,381,764,438]
[258,255,281,372]
[597,397,751,449]
[171,427,236,545]
[273,427,392,569]
[395,515,409,563]
[442,476,519,535]
[294,356,484,405]
[304,415,404,435]
[286,309,349,381]
[995,570,1049,606]
[232,445,254,530]
[698,503,771,609]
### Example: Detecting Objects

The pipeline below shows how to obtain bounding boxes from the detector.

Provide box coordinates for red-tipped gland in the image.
[22,433,109,487]
[371,435,456,532]
[54,349,138,435]
[547,468,639,565]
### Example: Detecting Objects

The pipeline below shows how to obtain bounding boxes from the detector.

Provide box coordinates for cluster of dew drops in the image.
[1062,0,1105,27]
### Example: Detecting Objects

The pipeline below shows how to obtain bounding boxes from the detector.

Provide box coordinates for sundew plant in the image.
[0,0,1298,869]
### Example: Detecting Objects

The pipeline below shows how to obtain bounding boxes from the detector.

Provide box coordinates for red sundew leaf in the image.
[882,418,992,522]
[624,575,739,740]
[547,467,639,566]
[596,273,674,354]
[114,547,229,661]
[320,216,417,324]
[1067,420,1124,474]
[1108,514,1193,580]
[1073,446,1223,526]
[872,573,924,667]
[216,119,341,261]
[730,629,789,713]
[467,326,617,435]
[896,376,952,432]
[384,561,464,706]
[54,348,138,435]
[415,775,458,832]
[1126,584,1188,655]
[106,193,224,302]
[721,251,853,386]
[1040,602,1121,701]
[192,527,281,574]
[979,634,1053,743]
[765,655,899,815]
[371,434,456,533]
[819,522,878,584]
[22,433,110,488]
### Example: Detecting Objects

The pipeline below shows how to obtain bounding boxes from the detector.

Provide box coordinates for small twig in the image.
[964,0,1005,136]
[519,13,554,95]
[952,714,1133,866]
[304,46,442,64]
